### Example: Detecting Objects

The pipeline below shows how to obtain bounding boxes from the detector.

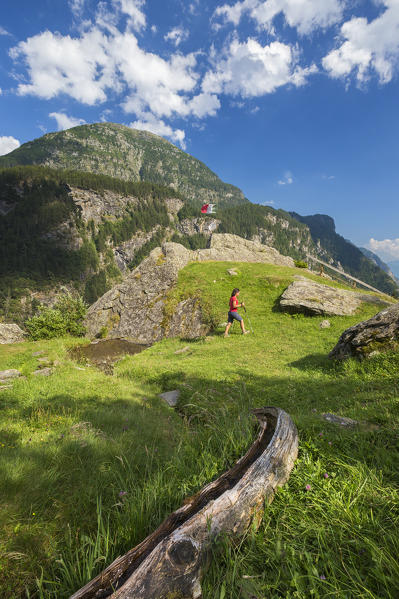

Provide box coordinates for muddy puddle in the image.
[70,339,149,373]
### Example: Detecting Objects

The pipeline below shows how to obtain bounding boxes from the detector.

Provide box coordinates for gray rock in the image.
[159,390,180,407]
[32,351,45,357]
[194,234,295,267]
[280,279,390,316]
[0,324,25,344]
[0,369,22,380]
[329,302,399,360]
[320,320,331,329]
[32,367,53,377]
[322,413,359,427]
[227,269,238,276]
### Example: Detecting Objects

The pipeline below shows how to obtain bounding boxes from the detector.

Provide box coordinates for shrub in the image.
[294,260,308,269]
[25,294,87,340]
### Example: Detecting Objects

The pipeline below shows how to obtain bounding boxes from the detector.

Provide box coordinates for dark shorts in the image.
[228,311,243,323]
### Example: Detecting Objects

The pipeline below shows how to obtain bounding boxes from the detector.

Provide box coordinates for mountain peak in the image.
[0,122,245,206]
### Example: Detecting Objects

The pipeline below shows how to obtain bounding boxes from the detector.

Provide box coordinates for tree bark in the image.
[70,407,298,599]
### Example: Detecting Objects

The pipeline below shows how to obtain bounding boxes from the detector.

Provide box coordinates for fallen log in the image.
[71,407,298,599]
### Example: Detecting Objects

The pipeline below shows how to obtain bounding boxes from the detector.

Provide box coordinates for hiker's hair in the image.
[231,288,240,297]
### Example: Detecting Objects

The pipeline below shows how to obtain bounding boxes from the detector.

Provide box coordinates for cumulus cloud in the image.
[214,0,343,35]
[9,25,218,122]
[49,112,86,130]
[113,0,147,32]
[0,25,11,36]
[164,27,189,47]
[323,0,399,84]
[202,37,317,97]
[277,171,293,185]
[368,238,399,261]
[0,136,20,155]
[129,115,186,148]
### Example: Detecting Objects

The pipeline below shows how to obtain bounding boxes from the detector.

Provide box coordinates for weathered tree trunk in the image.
[71,407,298,599]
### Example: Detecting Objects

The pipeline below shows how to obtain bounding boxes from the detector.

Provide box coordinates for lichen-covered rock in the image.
[280,278,389,316]
[84,243,193,343]
[0,324,25,344]
[196,234,295,267]
[329,303,399,360]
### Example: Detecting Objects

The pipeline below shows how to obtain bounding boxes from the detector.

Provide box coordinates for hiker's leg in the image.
[224,322,232,337]
[240,319,246,334]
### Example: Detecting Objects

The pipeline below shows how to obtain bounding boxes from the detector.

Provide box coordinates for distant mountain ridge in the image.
[290,212,398,296]
[359,247,397,282]
[0,122,246,207]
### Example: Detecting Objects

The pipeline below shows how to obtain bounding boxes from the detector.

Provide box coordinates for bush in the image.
[294,260,308,269]
[25,294,87,340]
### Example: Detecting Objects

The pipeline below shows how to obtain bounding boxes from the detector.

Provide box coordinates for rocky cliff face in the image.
[84,234,295,342]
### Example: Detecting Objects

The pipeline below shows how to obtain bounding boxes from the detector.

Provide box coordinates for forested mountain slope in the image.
[0,123,245,206]
[290,212,398,296]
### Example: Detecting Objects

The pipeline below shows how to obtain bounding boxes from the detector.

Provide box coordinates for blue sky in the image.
[1,0,399,261]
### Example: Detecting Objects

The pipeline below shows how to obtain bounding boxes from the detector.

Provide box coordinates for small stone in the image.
[0,369,22,380]
[32,367,53,377]
[227,269,238,276]
[174,346,191,354]
[320,320,331,329]
[322,413,358,427]
[368,351,380,358]
[32,351,45,357]
[159,389,180,407]
[37,357,50,363]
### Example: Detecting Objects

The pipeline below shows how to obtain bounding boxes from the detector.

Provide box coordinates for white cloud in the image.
[69,0,85,17]
[202,37,317,98]
[151,25,157,34]
[323,0,399,84]
[129,115,186,148]
[214,0,343,35]
[9,26,216,121]
[277,171,293,185]
[164,26,189,47]
[0,25,11,36]
[0,136,20,155]
[113,0,146,32]
[368,238,399,260]
[49,112,86,130]
[10,29,114,104]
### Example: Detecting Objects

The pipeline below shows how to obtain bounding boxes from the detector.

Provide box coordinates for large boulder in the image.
[0,323,25,344]
[84,242,193,343]
[280,278,390,316]
[195,234,295,267]
[329,303,399,360]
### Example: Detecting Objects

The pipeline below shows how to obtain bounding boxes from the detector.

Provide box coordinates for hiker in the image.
[224,288,249,337]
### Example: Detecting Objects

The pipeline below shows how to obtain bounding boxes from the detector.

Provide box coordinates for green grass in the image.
[0,262,398,598]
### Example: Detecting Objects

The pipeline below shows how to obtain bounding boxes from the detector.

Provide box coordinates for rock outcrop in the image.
[194,234,295,267]
[84,234,294,342]
[329,303,399,360]
[280,278,390,316]
[0,323,25,344]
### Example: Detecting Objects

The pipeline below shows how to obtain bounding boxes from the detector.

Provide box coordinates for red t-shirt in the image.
[229,296,238,312]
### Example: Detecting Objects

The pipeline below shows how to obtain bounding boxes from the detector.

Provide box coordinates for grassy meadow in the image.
[0,262,398,598]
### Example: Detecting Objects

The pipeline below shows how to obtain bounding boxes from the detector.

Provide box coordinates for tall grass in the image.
[1,262,398,598]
